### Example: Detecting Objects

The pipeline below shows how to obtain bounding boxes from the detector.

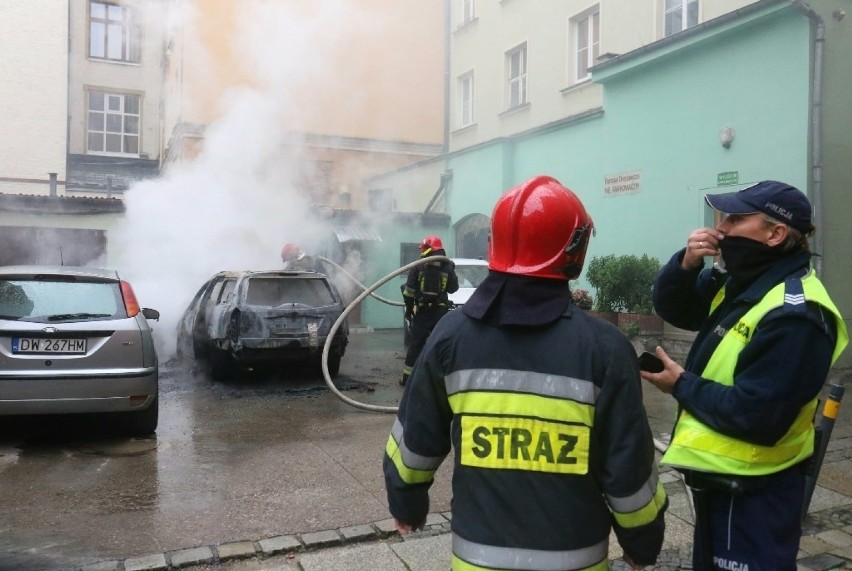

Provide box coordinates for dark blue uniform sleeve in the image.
[593,327,667,565]
[445,261,459,295]
[673,308,837,446]
[653,250,718,331]
[383,330,453,527]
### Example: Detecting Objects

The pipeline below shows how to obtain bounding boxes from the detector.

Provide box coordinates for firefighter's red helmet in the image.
[419,235,444,253]
[489,175,594,280]
[280,243,303,262]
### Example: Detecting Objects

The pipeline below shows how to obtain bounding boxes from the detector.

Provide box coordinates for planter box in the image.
[587,311,618,326]
[618,312,664,335]
[586,311,664,335]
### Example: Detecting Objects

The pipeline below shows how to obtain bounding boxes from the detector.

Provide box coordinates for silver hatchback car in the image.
[0,266,160,436]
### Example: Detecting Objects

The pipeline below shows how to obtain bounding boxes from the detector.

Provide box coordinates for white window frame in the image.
[664,0,699,37]
[461,0,475,24]
[458,72,474,128]
[89,1,141,63]
[505,43,527,110]
[573,9,600,83]
[87,90,141,157]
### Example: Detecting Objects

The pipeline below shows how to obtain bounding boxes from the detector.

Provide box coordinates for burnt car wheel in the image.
[327,350,342,377]
[207,348,236,381]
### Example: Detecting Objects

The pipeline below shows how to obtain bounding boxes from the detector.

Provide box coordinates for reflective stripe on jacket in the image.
[383,307,668,569]
[663,270,848,475]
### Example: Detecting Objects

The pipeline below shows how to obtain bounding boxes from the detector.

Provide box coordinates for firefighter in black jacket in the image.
[384,176,668,570]
[400,235,458,386]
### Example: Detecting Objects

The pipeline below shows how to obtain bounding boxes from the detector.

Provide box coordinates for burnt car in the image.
[176,270,349,380]
[0,265,160,436]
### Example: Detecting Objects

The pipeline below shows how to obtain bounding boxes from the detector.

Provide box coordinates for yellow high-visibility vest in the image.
[663,270,848,475]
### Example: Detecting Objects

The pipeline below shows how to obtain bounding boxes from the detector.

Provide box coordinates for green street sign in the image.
[717,171,739,186]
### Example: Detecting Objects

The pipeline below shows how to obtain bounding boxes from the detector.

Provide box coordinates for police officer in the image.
[384,176,667,570]
[642,180,848,570]
[400,235,458,386]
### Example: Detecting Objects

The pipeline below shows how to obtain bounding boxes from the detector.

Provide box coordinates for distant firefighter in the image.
[280,243,317,272]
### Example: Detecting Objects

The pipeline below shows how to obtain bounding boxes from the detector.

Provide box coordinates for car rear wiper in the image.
[46,313,113,321]
[0,314,22,320]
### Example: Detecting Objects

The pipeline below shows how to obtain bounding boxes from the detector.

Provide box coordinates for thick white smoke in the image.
[112,0,377,358]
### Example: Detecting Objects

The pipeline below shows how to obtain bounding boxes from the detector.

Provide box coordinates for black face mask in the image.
[718,235,786,285]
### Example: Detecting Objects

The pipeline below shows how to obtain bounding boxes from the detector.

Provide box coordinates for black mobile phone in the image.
[638,351,665,373]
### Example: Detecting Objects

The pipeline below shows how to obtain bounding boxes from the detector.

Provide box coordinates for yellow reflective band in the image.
[459,416,590,475]
[824,399,840,420]
[452,554,608,571]
[727,318,754,344]
[668,410,808,464]
[612,481,667,528]
[449,391,595,428]
[710,286,726,314]
[385,435,436,484]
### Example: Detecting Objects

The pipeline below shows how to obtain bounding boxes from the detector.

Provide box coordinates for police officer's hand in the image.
[394,518,425,535]
[639,346,684,395]
[623,554,644,570]
[681,227,723,270]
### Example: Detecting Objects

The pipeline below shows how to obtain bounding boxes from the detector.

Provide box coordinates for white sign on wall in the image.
[604,170,642,196]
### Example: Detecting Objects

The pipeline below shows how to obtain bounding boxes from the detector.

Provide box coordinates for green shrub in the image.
[586,254,661,314]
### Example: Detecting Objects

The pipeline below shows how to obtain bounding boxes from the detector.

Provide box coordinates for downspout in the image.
[66,0,72,195]
[792,0,825,277]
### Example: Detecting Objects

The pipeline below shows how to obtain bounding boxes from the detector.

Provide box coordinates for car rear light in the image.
[120,280,141,317]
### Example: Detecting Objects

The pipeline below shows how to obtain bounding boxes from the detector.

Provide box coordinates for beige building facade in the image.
[447,0,756,155]
[0,1,69,197]
[0,0,166,266]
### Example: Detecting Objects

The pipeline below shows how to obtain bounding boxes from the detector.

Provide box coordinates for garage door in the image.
[0,226,106,266]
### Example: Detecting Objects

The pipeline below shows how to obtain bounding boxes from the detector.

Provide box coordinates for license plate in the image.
[12,337,87,354]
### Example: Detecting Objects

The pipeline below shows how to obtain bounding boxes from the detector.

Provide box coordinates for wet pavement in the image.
[2,329,852,570]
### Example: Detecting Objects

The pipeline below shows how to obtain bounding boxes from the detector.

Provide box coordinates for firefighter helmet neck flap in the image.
[419,235,444,257]
[489,175,594,280]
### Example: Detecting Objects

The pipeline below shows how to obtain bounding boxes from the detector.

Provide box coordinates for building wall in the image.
[67,0,165,170]
[381,3,852,364]
[447,0,758,155]
[369,159,447,213]
[0,1,68,196]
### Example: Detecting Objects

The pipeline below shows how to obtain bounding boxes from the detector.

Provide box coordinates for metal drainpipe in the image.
[792,0,825,277]
[49,173,58,196]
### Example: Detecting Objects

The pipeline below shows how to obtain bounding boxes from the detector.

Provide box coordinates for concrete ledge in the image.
[300,529,343,549]
[215,540,257,560]
[340,524,378,542]
[258,534,302,555]
[168,546,215,568]
[123,553,168,571]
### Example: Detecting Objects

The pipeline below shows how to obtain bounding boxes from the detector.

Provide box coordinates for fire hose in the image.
[319,255,451,413]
